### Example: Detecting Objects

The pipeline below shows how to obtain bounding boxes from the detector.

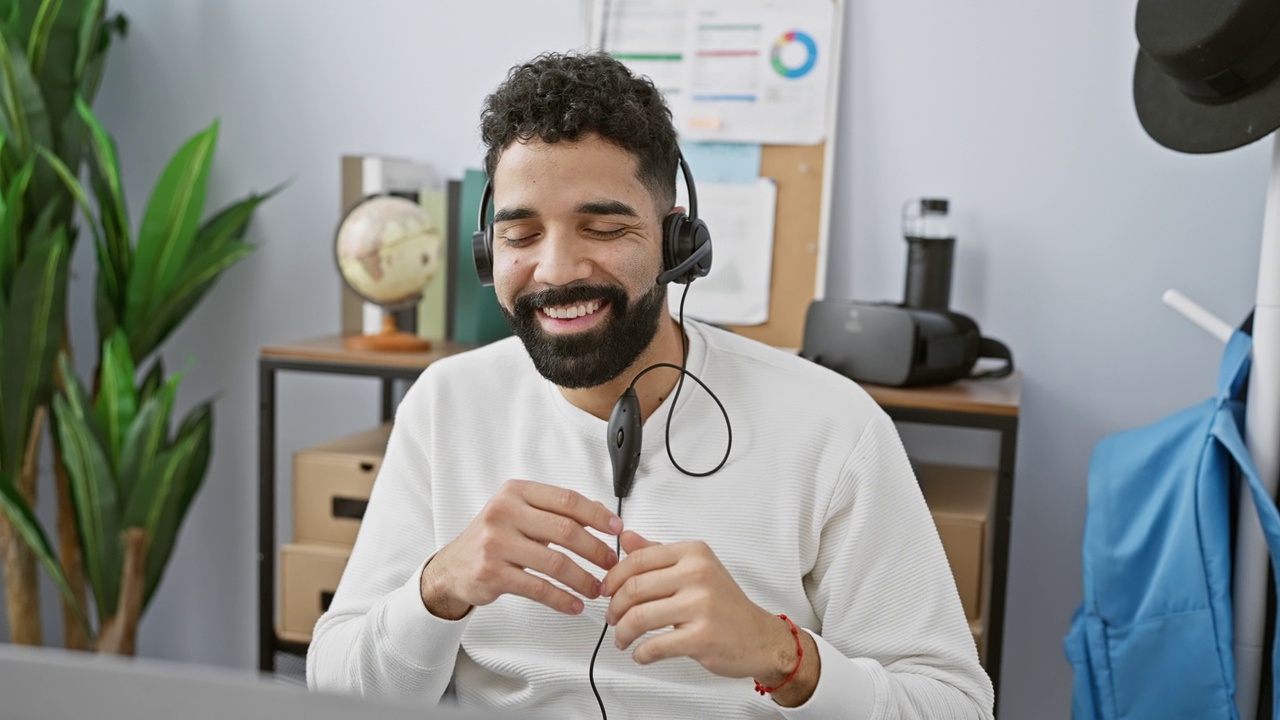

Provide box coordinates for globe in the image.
[334,194,443,351]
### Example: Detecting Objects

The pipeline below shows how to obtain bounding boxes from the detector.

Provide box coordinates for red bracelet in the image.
[754,614,804,696]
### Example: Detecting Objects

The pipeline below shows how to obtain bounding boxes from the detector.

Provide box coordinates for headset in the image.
[472,149,713,288]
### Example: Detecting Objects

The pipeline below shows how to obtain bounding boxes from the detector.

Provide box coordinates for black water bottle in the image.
[902,198,955,310]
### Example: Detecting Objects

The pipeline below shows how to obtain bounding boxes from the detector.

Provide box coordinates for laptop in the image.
[0,644,540,720]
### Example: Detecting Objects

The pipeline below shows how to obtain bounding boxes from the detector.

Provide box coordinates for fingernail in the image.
[571,600,584,614]
[609,516,623,533]
[607,550,619,567]
[596,581,608,597]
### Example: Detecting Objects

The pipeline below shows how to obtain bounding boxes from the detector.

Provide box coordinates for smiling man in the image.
[308,52,994,720]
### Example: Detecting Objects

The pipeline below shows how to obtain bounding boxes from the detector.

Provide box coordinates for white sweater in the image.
[307,319,994,719]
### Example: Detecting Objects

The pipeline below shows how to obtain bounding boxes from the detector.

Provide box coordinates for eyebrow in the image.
[492,199,640,224]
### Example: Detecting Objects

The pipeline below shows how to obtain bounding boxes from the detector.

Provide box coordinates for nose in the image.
[531,227,593,287]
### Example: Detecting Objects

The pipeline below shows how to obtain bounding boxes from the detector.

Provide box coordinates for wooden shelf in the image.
[861,372,1021,417]
[261,336,481,370]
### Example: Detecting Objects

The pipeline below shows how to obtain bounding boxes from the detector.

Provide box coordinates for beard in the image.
[500,281,667,389]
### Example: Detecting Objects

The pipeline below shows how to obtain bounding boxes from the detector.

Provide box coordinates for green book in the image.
[450,169,513,345]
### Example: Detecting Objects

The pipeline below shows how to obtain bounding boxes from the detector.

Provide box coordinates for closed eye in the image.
[586,227,627,239]
[501,233,538,247]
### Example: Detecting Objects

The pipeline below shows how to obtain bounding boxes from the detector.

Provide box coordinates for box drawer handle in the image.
[332,496,368,520]
[359,461,376,472]
[321,591,335,612]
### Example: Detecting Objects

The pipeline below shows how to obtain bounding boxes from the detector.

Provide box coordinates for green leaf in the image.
[72,0,100,82]
[52,390,120,620]
[75,96,127,286]
[94,329,137,479]
[126,121,218,335]
[25,0,64,81]
[137,356,163,404]
[117,370,176,507]
[0,156,34,295]
[36,144,104,250]
[0,473,92,638]
[0,23,52,156]
[123,426,197,535]
[126,186,280,358]
[144,401,211,606]
[0,227,67,479]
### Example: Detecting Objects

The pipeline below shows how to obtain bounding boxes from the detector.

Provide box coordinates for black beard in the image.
[500,282,667,389]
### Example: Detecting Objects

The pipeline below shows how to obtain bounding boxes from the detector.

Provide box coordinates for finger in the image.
[508,538,604,601]
[631,627,695,666]
[620,530,660,554]
[497,565,586,615]
[613,595,687,650]
[520,505,620,572]
[602,544,681,597]
[606,564,683,626]
[516,480,623,536]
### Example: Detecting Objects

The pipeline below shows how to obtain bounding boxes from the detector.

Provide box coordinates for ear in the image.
[668,205,687,217]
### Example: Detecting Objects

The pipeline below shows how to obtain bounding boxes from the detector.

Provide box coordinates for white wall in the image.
[2,0,1270,717]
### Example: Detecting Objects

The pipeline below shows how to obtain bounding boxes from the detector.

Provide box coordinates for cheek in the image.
[493,255,526,308]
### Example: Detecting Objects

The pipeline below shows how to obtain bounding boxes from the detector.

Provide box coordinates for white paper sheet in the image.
[593,0,834,145]
[670,178,777,325]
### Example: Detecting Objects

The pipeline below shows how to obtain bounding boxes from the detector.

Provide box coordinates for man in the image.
[308,51,993,719]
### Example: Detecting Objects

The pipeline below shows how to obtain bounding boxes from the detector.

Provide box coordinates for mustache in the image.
[513,284,629,316]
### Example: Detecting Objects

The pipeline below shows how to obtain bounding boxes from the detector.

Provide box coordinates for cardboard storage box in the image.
[279,543,351,644]
[917,463,995,621]
[293,424,393,547]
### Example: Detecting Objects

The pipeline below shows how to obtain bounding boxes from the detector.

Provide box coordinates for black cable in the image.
[587,284,734,719]
[589,496,624,720]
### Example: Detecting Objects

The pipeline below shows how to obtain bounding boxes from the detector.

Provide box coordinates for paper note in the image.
[670,178,777,325]
[680,141,762,184]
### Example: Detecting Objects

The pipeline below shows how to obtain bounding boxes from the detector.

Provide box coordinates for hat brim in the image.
[1134,50,1280,154]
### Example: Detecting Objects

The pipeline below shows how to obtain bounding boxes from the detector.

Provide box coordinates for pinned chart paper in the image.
[670,178,778,326]
[593,0,835,146]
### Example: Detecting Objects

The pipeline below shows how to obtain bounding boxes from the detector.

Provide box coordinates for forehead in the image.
[492,136,655,210]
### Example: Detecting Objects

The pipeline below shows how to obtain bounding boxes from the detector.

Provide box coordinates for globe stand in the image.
[343,313,432,352]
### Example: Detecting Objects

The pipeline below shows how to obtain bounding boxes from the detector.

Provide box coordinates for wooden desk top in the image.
[860,372,1021,417]
[262,337,1021,416]
[260,336,479,370]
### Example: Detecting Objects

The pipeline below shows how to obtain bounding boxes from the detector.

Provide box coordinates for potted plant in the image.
[0,0,280,654]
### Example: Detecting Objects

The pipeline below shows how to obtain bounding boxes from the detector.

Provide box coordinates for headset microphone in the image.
[607,388,642,499]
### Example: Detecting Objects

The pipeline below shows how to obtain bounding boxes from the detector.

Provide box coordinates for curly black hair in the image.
[480,51,679,215]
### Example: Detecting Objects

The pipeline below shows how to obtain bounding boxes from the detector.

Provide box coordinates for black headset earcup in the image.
[472,226,494,287]
[659,212,712,285]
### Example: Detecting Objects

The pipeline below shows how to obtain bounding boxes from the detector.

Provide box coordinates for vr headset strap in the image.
[971,336,1015,380]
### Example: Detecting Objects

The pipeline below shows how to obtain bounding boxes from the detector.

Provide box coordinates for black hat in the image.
[1134,0,1280,154]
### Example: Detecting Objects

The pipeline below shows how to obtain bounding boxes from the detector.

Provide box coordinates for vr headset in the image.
[800,299,1013,387]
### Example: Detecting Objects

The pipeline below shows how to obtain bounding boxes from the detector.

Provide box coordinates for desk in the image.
[861,373,1021,711]
[258,338,1020,710]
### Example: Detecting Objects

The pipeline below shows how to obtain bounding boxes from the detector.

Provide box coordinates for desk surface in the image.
[262,336,1020,416]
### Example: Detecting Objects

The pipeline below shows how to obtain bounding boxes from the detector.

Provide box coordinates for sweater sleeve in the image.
[778,413,996,720]
[306,377,466,703]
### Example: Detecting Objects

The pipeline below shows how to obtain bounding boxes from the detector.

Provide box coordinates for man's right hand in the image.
[419,479,623,620]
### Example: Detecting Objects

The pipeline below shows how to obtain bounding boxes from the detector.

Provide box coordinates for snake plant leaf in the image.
[55,353,102,447]
[116,370,176,507]
[126,120,217,342]
[144,400,211,606]
[52,390,120,620]
[128,186,278,358]
[36,143,104,249]
[123,422,197,539]
[94,329,137,480]
[0,21,51,157]
[0,473,91,638]
[0,226,67,479]
[71,0,98,81]
[76,10,123,107]
[137,356,163,405]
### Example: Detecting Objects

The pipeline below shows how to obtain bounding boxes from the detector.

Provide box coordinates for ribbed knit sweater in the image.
[307,319,994,719]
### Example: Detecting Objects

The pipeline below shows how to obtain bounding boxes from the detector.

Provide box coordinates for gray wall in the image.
[2,1,1270,718]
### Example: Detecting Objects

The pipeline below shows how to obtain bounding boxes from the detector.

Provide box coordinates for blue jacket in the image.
[1066,329,1280,719]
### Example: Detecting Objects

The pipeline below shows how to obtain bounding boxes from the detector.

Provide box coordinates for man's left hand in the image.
[601,530,818,704]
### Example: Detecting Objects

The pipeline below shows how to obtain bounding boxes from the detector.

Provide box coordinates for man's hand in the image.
[601,531,819,706]
[419,479,623,620]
